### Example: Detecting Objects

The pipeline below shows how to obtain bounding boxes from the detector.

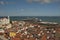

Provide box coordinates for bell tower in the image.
[8,16,10,23]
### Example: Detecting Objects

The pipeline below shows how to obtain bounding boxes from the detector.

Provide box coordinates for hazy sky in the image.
[0,0,60,16]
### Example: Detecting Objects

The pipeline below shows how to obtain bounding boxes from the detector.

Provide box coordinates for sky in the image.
[0,0,60,16]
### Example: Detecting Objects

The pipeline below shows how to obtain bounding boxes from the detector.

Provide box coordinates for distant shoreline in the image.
[0,16,60,24]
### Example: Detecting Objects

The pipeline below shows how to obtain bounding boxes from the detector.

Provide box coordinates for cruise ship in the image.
[40,21,58,25]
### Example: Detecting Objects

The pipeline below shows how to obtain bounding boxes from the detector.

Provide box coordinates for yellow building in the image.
[9,32,16,37]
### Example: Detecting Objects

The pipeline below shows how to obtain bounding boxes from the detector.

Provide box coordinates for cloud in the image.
[42,0,51,3]
[0,1,4,5]
[26,0,60,4]
[0,1,8,5]
[26,0,32,3]
[34,0,41,1]
[20,9,24,12]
